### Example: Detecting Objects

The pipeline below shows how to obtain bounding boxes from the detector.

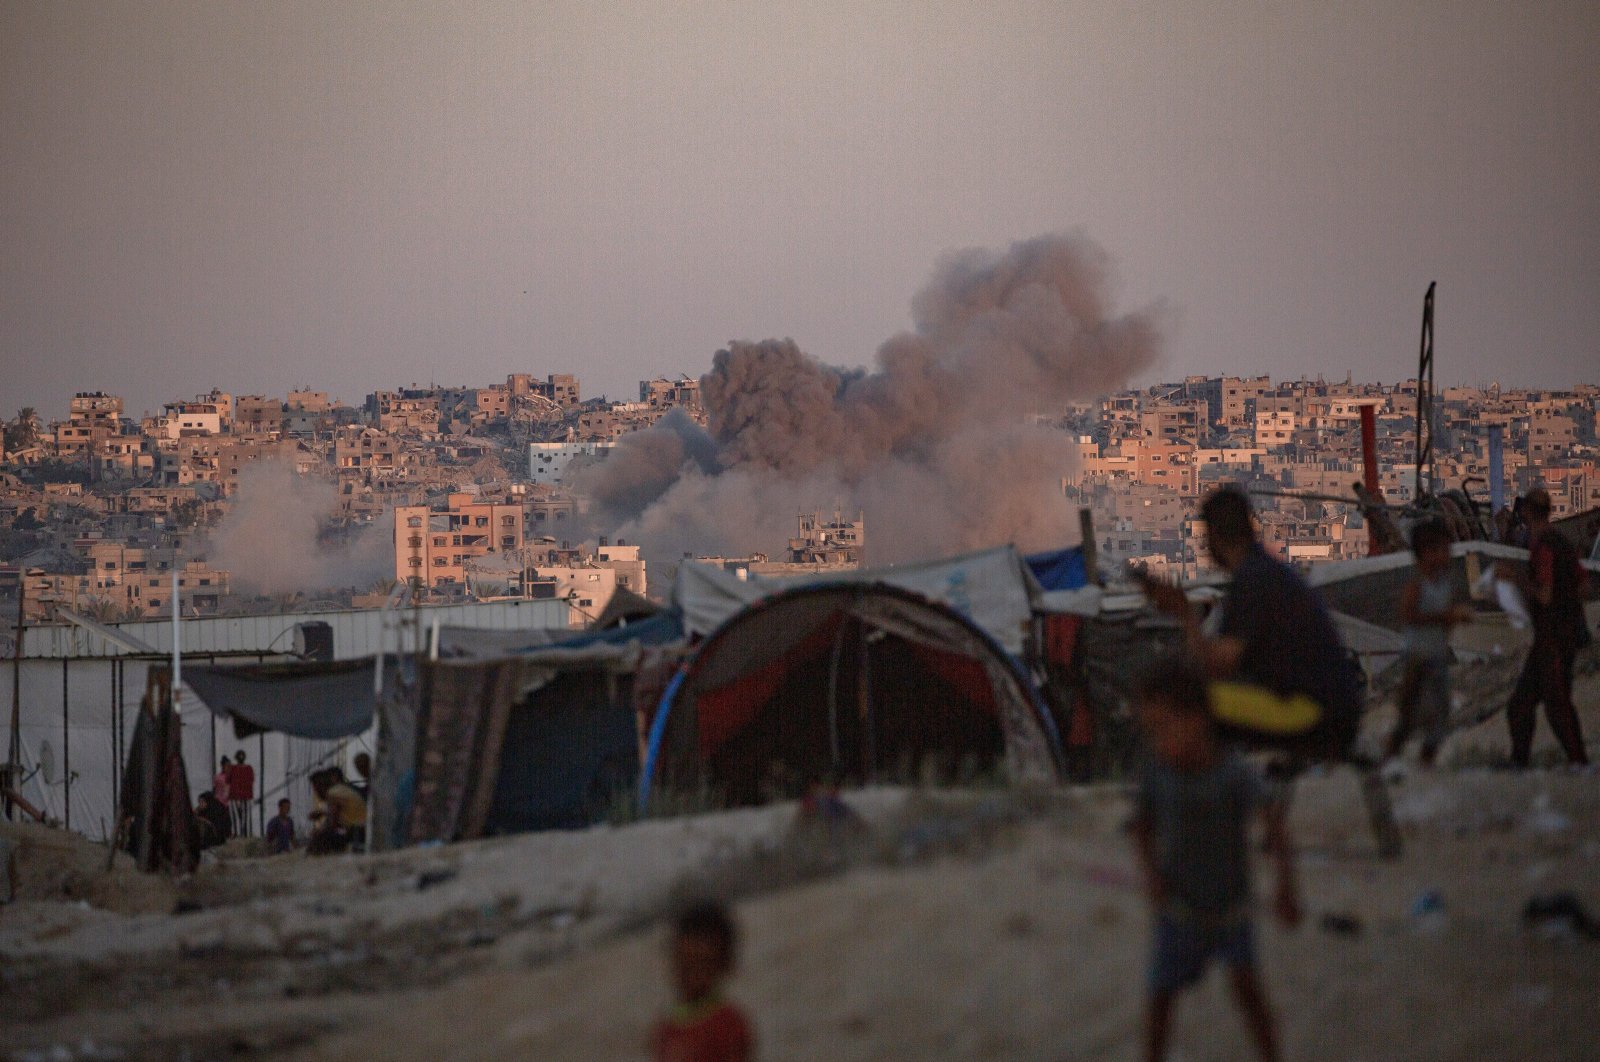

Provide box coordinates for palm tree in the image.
[5,407,41,452]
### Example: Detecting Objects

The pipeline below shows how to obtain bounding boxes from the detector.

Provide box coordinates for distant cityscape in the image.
[1,372,1595,627]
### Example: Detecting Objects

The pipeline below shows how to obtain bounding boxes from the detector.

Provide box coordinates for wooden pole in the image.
[171,569,181,714]
[110,658,119,815]
[1077,508,1099,585]
[8,578,25,778]
[62,657,70,831]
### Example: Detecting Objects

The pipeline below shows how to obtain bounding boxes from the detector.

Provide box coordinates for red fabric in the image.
[1067,698,1096,748]
[652,1001,753,1062]
[1533,538,1555,593]
[905,641,996,715]
[1042,614,1082,668]
[694,618,842,759]
[225,763,255,801]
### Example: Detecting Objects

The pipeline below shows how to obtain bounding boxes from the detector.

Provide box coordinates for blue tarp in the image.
[547,610,685,650]
[185,658,387,739]
[1025,547,1089,592]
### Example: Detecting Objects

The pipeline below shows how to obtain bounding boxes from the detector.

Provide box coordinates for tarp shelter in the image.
[435,610,685,660]
[642,583,1060,806]
[184,658,393,740]
[1,598,565,841]
[1025,546,1090,593]
[117,669,198,874]
[395,642,648,846]
[672,546,1038,657]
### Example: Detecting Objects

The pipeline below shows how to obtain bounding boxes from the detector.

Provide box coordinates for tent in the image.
[641,583,1061,806]
[393,642,653,845]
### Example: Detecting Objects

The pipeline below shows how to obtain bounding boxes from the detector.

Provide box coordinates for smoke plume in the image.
[578,231,1164,564]
[207,461,392,595]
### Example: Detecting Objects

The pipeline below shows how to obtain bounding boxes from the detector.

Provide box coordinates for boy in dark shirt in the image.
[651,900,753,1062]
[266,798,295,854]
[1131,656,1301,1062]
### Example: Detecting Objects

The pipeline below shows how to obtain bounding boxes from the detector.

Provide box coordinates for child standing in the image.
[1131,656,1300,1062]
[651,901,753,1062]
[266,798,296,854]
[1387,520,1473,766]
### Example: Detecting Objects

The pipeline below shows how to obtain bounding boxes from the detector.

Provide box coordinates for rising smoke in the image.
[578,232,1164,563]
[207,461,392,596]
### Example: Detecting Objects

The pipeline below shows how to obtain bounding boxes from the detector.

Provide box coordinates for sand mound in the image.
[0,819,176,915]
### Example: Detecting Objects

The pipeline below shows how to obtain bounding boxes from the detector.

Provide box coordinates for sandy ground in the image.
[4,670,1598,1062]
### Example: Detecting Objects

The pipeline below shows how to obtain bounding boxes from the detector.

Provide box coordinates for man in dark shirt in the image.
[1143,487,1361,756]
[1143,487,1396,856]
[1505,489,1591,766]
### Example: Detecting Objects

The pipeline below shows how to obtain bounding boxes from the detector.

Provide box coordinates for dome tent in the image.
[641,583,1060,806]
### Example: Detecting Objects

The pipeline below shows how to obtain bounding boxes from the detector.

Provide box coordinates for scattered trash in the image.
[1319,912,1362,936]
[1410,889,1447,932]
[1522,893,1599,940]
[416,867,458,891]
[1411,889,1445,917]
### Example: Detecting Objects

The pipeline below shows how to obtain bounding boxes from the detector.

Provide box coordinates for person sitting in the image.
[307,768,368,855]
[195,792,233,850]
[349,752,372,802]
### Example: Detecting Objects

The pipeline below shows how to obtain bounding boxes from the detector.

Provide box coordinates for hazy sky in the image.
[3,1,1596,420]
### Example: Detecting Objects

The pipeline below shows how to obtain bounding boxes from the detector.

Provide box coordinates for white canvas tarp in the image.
[672,546,1038,656]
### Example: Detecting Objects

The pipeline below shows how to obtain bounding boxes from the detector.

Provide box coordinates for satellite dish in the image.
[38,740,56,785]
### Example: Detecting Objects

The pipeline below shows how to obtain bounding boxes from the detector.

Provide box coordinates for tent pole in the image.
[1078,508,1098,585]
[826,625,844,773]
[110,662,118,811]
[7,577,24,781]
[113,660,122,804]
[857,621,874,782]
[63,657,70,831]
[171,570,181,716]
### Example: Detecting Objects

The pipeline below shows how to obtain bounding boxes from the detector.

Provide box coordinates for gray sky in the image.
[3,1,1596,420]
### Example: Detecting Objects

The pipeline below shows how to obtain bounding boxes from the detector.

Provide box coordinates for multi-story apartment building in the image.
[1219,375,1274,430]
[394,492,526,588]
[335,428,401,482]
[54,392,124,455]
[234,395,284,435]
[1254,410,1297,450]
[1138,401,1204,447]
